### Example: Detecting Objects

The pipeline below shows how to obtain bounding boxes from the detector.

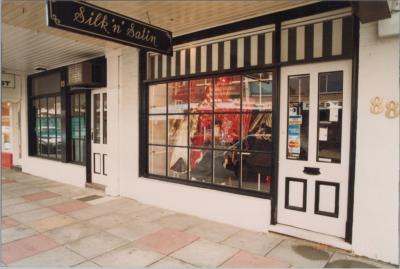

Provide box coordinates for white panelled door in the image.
[91,89,108,186]
[278,60,352,238]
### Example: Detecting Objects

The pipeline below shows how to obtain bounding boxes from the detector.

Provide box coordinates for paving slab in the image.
[222,230,283,256]
[149,256,197,267]
[171,239,239,267]
[221,250,291,268]
[73,260,101,267]
[22,191,60,201]
[1,216,19,229]
[133,206,176,222]
[324,251,396,268]
[44,221,101,244]
[2,197,27,207]
[1,224,38,243]
[29,214,78,232]
[8,246,86,266]
[65,231,129,259]
[266,239,334,267]
[185,220,240,243]
[86,212,132,230]
[10,207,58,223]
[2,202,41,216]
[2,234,59,264]
[50,200,91,213]
[135,228,199,255]
[153,213,203,231]
[33,195,71,207]
[92,243,164,267]
[67,205,111,220]
[107,219,162,241]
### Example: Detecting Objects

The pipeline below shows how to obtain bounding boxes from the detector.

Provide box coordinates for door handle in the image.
[303,167,321,175]
[91,131,94,141]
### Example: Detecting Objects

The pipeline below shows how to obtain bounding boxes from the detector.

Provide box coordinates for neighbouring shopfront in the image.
[5,0,398,265]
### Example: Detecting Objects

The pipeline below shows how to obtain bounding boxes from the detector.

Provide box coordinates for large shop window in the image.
[31,72,62,160]
[147,72,274,194]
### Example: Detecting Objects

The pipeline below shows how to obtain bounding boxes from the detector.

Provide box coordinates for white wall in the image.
[352,21,399,265]
[19,70,86,187]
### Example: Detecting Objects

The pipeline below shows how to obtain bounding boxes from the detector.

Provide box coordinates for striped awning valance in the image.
[147,15,354,81]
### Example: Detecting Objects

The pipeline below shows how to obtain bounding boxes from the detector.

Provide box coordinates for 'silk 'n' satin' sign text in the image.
[46,0,173,55]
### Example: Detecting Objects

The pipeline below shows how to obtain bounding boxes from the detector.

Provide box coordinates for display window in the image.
[1,102,12,152]
[147,71,274,194]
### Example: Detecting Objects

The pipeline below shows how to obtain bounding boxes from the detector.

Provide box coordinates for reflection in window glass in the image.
[168,115,188,147]
[190,78,213,113]
[93,94,101,144]
[190,114,212,148]
[242,113,273,152]
[149,84,167,114]
[48,97,57,159]
[39,98,48,156]
[190,148,212,183]
[71,93,86,163]
[103,93,107,144]
[213,150,239,188]
[242,72,273,112]
[214,76,241,112]
[168,146,188,179]
[168,81,188,113]
[149,115,167,145]
[287,75,309,161]
[34,99,41,155]
[149,145,166,176]
[318,72,343,163]
[214,114,240,149]
[56,97,62,159]
[242,152,272,192]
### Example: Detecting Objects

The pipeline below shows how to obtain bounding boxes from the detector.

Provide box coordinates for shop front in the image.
[3,0,398,265]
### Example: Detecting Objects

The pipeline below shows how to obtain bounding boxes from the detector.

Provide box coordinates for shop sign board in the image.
[2,73,15,88]
[46,0,173,55]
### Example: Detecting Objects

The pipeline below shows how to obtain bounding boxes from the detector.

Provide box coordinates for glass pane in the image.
[149,115,166,144]
[34,99,41,155]
[318,72,343,163]
[71,94,79,161]
[319,71,343,93]
[190,148,212,183]
[1,103,12,151]
[213,150,239,188]
[149,145,166,176]
[190,78,213,113]
[242,113,273,152]
[168,81,188,113]
[102,93,107,144]
[242,152,272,192]
[214,76,241,112]
[39,98,48,156]
[149,84,167,114]
[80,93,86,163]
[93,94,101,144]
[287,75,309,161]
[168,115,188,147]
[168,146,188,179]
[214,114,240,149]
[190,114,212,148]
[47,97,57,158]
[242,72,273,112]
[55,97,62,159]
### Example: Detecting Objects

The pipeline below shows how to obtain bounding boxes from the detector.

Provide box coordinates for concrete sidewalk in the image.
[0,169,395,267]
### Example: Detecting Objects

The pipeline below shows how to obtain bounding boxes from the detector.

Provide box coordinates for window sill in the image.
[143,173,271,199]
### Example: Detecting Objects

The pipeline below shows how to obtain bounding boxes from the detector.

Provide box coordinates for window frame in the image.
[143,69,277,199]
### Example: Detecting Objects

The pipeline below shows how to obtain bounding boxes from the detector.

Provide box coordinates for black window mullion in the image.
[211,78,215,185]
[38,98,42,156]
[239,76,243,189]
[46,97,50,157]
[78,94,81,163]
[166,83,169,177]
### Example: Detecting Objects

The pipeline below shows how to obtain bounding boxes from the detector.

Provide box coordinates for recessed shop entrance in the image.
[91,88,108,186]
[277,60,352,238]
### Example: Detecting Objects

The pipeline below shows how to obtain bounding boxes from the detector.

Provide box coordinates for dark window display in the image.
[32,96,62,160]
[287,75,309,161]
[317,71,343,163]
[147,72,274,194]
[70,93,87,163]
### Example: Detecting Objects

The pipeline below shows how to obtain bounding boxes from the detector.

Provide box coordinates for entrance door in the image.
[278,60,352,238]
[91,89,108,186]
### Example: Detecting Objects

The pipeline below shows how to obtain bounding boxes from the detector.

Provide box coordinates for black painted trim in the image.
[305,24,314,62]
[218,41,224,71]
[139,51,148,177]
[206,44,212,73]
[230,39,238,69]
[85,90,92,183]
[314,181,340,218]
[173,2,350,45]
[284,177,307,212]
[93,153,101,174]
[102,154,108,176]
[195,47,201,73]
[288,27,297,63]
[323,20,333,58]
[257,33,265,67]
[345,16,359,244]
